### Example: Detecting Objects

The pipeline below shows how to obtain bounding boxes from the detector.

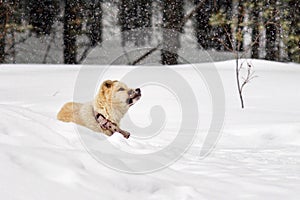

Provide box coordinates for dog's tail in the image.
[57,102,82,123]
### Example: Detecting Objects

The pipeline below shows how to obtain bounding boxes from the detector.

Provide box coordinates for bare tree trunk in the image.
[28,0,58,36]
[194,0,212,49]
[161,0,184,65]
[119,0,134,46]
[87,0,102,47]
[0,2,9,63]
[265,0,278,61]
[287,0,300,62]
[235,55,244,108]
[119,0,152,47]
[0,35,5,63]
[236,0,245,51]
[63,0,80,64]
[221,0,233,50]
[135,0,152,46]
[251,0,260,58]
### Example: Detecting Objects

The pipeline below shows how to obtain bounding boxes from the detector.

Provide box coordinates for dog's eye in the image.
[118,88,125,92]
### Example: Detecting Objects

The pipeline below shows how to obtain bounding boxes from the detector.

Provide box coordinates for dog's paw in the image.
[108,131,114,136]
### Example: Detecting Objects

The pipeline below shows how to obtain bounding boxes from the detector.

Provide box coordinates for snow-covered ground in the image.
[0,60,300,199]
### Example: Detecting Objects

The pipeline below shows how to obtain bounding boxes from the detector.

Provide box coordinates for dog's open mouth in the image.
[127,88,141,106]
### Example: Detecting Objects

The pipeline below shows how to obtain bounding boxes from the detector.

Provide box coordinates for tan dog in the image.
[57,80,141,138]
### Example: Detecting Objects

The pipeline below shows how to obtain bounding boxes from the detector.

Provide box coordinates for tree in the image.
[194,0,212,49]
[0,1,9,63]
[63,0,82,64]
[161,0,184,65]
[131,0,208,65]
[86,0,103,47]
[265,0,278,61]
[135,0,152,46]
[236,0,245,51]
[209,0,233,50]
[118,0,152,46]
[209,0,263,108]
[286,0,300,62]
[28,0,59,36]
[251,0,261,59]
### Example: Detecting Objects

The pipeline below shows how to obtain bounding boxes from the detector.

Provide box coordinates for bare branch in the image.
[240,61,257,92]
[43,32,56,64]
[222,24,235,52]
[122,46,132,65]
[6,32,32,53]
[213,37,234,53]
[78,44,93,64]
[131,44,161,65]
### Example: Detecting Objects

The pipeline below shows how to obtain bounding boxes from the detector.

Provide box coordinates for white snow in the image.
[0,60,300,199]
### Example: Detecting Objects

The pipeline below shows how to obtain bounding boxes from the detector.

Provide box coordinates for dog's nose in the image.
[135,88,141,94]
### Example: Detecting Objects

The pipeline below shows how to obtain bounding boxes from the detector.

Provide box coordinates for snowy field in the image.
[0,60,300,199]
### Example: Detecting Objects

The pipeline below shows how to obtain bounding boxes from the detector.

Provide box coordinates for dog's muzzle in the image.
[127,88,141,106]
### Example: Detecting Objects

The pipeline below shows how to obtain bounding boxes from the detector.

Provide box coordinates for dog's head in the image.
[96,80,141,110]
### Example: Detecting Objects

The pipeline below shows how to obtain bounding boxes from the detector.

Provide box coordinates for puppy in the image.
[57,80,141,138]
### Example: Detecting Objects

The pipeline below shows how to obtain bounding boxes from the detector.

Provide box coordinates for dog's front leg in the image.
[103,122,130,139]
[102,122,130,139]
[97,116,130,139]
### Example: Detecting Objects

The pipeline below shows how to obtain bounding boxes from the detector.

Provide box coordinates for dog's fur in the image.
[57,80,141,137]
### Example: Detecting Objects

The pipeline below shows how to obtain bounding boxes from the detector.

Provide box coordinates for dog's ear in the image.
[103,80,113,88]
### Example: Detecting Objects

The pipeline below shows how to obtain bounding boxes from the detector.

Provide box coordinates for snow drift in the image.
[0,60,300,199]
